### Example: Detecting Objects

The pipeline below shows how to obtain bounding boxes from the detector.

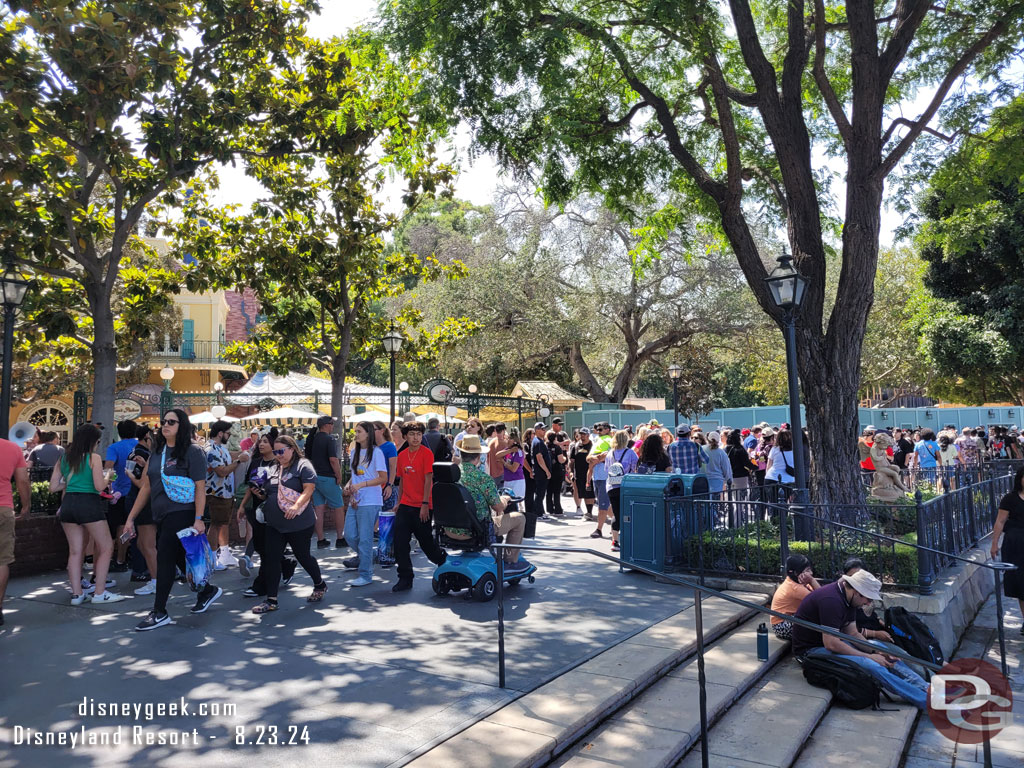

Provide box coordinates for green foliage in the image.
[12,481,61,513]
[177,31,467,402]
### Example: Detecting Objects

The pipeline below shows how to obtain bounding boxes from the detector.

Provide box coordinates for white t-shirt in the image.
[351,447,388,507]
[765,447,795,483]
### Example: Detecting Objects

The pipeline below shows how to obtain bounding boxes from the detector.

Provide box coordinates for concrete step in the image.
[404,592,768,768]
[793,701,918,768]
[676,657,831,768]
[553,616,789,768]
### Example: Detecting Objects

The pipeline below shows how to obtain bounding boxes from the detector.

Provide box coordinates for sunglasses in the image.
[161,419,179,426]
[272,448,288,456]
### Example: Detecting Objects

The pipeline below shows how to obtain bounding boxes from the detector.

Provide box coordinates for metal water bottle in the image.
[757,623,769,661]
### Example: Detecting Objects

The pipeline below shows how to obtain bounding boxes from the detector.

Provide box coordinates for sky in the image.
[211,0,916,246]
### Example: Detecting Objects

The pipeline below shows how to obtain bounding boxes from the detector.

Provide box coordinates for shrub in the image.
[12,481,62,515]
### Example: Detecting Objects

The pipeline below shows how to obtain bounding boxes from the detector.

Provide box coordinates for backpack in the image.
[800,654,886,710]
[885,606,943,670]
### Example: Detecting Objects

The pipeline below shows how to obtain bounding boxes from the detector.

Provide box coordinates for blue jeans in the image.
[344,504,381,580]
[804,640,929,709]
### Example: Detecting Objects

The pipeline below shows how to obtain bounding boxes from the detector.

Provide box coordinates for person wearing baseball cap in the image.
[307,414,346,550]
[667,424,707,475]
[791,568,929,709]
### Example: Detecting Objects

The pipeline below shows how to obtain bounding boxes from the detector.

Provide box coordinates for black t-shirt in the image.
[791,581,857,657]
[570,441,592,475]
[638,452,671,474]
[147,444,206,522]
[264,458,317,532]
[548,442,566,472]
[531,438,552,476]
[998,492,1024,531]
[892,438,914,468]
[307,431,338,477]
[725,444,753,478]
[126,444,150,508]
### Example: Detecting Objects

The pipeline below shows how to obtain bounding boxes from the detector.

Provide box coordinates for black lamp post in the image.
[764,253,810,536]
[0,262,30,436]
[382,324,405,424]
[668,364,683,430]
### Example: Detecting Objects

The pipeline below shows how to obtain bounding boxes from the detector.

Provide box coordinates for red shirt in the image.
[0,438,27,509]
[398,445,434,508]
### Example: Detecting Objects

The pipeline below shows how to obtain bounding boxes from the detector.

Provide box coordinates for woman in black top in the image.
[125,409,221,631]
[992,465,1024,632]
[725,429,758,499]
[545,432,567,516]
[252,435,327,614]
[637,434,671,473]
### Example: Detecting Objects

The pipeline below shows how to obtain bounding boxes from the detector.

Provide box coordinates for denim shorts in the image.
[312,476,344,508]
[593,479,610,509]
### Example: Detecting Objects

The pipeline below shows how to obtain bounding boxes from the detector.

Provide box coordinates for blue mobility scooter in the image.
[430,462,536,601]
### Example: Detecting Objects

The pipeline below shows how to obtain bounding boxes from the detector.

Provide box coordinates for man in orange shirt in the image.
[391,422,447,593]
[0,437,31,626]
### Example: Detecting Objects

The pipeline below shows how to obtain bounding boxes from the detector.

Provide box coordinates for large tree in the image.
[0,0,318,438]
[385,0,1024,502]
[177,32,470,417]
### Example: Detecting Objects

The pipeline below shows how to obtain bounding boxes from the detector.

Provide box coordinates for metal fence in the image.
[684,471,1014,593]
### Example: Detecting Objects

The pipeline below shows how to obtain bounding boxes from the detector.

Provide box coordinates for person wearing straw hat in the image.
[792,568,930,709]
[452,435,529,571]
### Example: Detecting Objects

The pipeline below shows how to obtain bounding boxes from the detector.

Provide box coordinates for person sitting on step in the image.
[770,554,820,640]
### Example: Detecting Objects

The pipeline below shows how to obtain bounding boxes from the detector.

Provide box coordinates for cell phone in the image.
[119,529,135,544]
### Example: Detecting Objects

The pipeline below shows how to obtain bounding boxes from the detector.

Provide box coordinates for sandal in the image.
[252,599,278,614]
[307,582,328,603]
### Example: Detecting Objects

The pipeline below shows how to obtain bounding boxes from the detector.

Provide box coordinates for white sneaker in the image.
[213,561,227,572]
[350,576,373,587]
[218,549,238,567]
[70,593,90,606]
[92,591,127,604]
[134,580,156,596]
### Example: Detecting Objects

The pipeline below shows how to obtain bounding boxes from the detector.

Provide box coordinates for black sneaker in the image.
[342,557,360,570]
[108,561,129,573]
[190,585,223,614]
[392,579,413,593]
[130,572,151,583]
[316,539,330,549]
[135,611,171,631]
[335,537,349,548]
[281,559,297,585]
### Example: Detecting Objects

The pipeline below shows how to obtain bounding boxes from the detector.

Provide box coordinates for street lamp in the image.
[764,253,809,532]
[210,404,227,419]
[668,364,683,430]
[213,380,224,406]
[0,262,30,436]
[159,367,175,415]
[159,367,175,390]
[445,404,458,434]
[382,324,405,424]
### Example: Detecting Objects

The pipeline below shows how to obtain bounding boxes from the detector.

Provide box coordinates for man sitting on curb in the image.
[451,435,531,573]
[792,569,930,709]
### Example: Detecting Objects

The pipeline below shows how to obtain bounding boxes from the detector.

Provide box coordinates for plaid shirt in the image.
[667,439,707,475]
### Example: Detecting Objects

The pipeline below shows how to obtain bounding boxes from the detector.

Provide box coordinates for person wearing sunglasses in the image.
[124,409,222,630]
[251,435,327,614]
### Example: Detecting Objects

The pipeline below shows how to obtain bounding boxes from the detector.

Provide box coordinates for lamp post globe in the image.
[210,404,227,419]
[0,262,30,436]
[382,325,405,424]
[668,363,683,431]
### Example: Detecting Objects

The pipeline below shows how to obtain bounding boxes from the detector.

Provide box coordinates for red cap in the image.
[741,429,751,436]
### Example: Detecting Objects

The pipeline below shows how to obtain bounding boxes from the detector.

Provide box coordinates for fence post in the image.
[915,489,934,595]
[779,499,790,578]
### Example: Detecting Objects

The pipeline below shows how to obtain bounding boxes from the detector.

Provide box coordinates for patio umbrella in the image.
[346,409,395,424]
[190,411,240,424]
[417,411,465,426]
[239,407,323,428]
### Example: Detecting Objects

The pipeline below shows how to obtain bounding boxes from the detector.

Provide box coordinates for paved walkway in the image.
[0,499,696,767]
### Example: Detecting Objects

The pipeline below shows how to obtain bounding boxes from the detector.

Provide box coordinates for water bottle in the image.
[757,622,769,661]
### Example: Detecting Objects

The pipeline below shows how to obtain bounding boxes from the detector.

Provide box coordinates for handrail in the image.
[486,541,946,768]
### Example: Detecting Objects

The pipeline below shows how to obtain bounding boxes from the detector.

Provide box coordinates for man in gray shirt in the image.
[27,432,64,470]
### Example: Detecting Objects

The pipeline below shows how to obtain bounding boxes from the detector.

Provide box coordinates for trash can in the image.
[619,473,708,573]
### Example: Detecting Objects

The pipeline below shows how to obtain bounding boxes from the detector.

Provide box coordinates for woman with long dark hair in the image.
[342,422,388,587]
[252,435,327,613]
[992,466,1024,634]
[125,408,221,630]
[50,423,124,605]
[764,428,796,503]
[637,433,671,474]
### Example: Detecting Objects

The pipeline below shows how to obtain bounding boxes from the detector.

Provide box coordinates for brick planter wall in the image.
[12,515,69,577]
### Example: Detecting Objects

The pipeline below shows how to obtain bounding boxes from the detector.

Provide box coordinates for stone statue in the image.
[868,432,909,501]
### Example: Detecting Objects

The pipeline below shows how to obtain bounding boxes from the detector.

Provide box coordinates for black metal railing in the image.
[151,339,231,365]
[487,542,950,768]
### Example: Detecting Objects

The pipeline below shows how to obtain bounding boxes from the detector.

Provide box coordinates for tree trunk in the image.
[88,282,118,451]
[329,323,353,426]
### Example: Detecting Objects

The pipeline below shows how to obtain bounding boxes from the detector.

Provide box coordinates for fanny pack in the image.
[161,447,196,504]
[278,482,302,509]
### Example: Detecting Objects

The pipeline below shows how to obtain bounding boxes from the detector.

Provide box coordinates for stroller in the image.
[430,462,536,601]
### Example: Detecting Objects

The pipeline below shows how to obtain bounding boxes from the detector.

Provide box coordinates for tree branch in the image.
[880,116,958,146]
[877,3,1024,178]
[813,0,853,147]
[879,0,933,84]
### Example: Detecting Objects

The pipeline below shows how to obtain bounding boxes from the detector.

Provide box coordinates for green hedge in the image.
[12,481,62,514]
[683,530,919,586]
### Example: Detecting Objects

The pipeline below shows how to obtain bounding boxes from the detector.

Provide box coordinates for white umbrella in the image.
[345,409,395,423]
[239,407,323,428]
[190,411,239,424]
[417,411,465,426]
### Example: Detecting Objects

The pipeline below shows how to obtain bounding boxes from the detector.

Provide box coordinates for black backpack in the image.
[885,606,944,669]
[433,434,453,464]
[800,654,886,710]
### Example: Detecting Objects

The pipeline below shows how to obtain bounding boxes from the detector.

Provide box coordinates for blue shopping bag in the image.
[177,528,216,591]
